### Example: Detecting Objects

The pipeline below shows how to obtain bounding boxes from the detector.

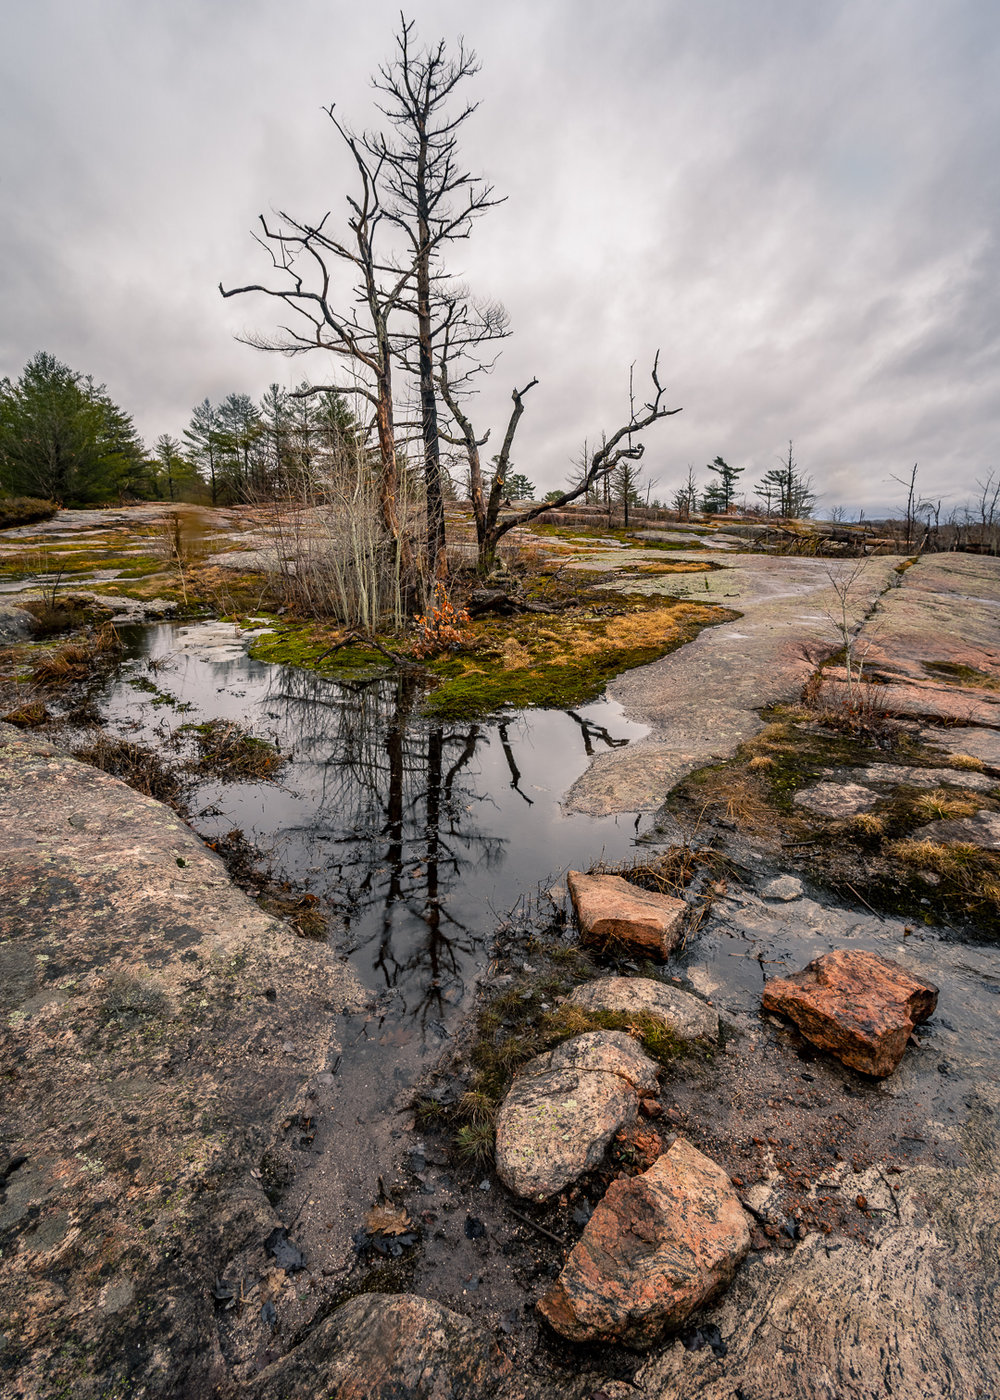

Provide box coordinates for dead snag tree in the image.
[369,17,501,584]
[220,111,418,589]
[442,354,682,573]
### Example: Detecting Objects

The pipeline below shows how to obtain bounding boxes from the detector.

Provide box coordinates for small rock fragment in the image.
[760,875,803,902]
[566,975,717,1042]
[761,949,938,1076]
[538,1137,750,1347]
[567,870,686,957]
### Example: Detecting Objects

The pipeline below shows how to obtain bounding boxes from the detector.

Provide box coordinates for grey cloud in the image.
[1,0,998,514]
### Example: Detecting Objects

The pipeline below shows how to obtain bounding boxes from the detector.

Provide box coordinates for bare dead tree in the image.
[441,354,681,573]
[219,110,419,590]
[369,15,503,584]
[890,462,929,551]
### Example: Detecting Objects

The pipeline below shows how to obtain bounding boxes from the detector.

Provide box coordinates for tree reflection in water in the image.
[99,624,649,1044]
[263,670,507,1029]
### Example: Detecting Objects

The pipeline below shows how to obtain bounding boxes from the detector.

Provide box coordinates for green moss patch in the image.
[422,599,731,719]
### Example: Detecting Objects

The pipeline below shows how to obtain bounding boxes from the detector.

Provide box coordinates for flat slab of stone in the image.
[567,870,686,957]
[921,726,1000,771]
[538,1137,750,1347]
[820,673,1000,726]
[250,1293,507,1399]
[761,949,938,1076]
[567,975,718,1043]
[494,1031,659,1201]
[847,763,997,793]
[916,809,1000,850]
[0,725,368,1397]
[793,781,881,818]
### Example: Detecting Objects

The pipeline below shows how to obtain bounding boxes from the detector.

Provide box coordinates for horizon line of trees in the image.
[2,351,997,553]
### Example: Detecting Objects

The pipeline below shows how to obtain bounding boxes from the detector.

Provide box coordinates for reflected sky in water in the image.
[96,622,652,1042]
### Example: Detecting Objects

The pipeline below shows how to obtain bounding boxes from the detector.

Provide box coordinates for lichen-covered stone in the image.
[0,725,368,1399]
[495,1031,659,1200]
[538,1137,750,1347]
[792,781,880,819]
[250,1293,507,1399]
[566,975,718,1042]
[567,870,686,956]
[917,809,1000,850]
[761,949,938,1076]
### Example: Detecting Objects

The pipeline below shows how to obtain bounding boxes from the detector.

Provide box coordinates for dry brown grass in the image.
[948,753,985,772]
[890,838,978,872]
[74,735,184,804]
[748,754,775,771]
[850,811,886,837]
[29,624,121,687]
[912,789,979,822]
[632,561,714,576]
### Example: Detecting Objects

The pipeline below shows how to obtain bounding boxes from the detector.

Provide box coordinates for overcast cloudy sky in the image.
[2,0,998,513]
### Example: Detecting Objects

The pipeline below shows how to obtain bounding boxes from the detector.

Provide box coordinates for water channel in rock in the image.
[89,620,652,1063]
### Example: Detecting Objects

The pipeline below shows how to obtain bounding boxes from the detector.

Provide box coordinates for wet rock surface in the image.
[538,1137,750,1348]
[565,552,903,815]
[567,870,686,956]
[0,724,368,1399]
[495,1032,659,1200]
[761,949,938,1076]
[566,975,718,1043]
[250,1293,508,1399]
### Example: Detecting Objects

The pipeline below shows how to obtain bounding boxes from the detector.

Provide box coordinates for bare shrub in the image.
[259,461,414,630]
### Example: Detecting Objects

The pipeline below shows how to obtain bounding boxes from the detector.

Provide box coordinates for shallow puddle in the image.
[92,620,651,1054]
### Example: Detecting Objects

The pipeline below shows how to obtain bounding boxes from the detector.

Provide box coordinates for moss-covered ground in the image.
[250,589,734,721]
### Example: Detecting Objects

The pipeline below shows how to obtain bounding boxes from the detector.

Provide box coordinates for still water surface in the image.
[95,621,651,1050]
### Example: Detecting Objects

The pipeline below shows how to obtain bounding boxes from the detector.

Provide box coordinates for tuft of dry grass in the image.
[184,719,286,782]
[889,838,981,875]
[74,735,185,805]
[948,753,985,772]
[748,754,775,771]
[850,811,886,837]
[1,701,49,728]
[29,624,122,687]
[594,845,703,898]
[912,789,979,823]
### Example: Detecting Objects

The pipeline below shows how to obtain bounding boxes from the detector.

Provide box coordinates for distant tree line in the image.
[0,351,367,509]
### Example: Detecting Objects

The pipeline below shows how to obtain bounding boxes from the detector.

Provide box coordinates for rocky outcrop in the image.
[251,1293,507,1399]
[538,1137,750,1348]
[566,975,717,1043]
[0,600,33,644]
[567,870,686,957]
[495,1031,659,1200]
[0,725,368,1399]
[623,1132,1000,1400]
[761,949,938,1076]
